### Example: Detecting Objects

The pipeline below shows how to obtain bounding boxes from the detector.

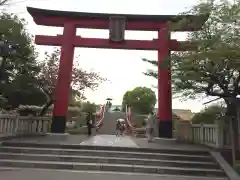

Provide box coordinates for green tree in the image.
[122,87,156,114]
[122,90,131,112]
[0,13,45,108]
[143,1,240,99]
[143,0,240,161]
[112,106,121,111]
[80,101,97,113]
[3,74,46,108]
[192,105,225,124]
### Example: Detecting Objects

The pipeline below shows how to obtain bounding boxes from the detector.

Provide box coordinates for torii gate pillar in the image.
[51,23,76,133]
[157,26,172,138]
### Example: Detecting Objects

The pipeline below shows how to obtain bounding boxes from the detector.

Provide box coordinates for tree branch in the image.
[0,0,10,6]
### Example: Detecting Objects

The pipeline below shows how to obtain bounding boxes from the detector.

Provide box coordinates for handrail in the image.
[125,106,134,133]
[0,114,50,135]
[176,120,231,149]
[95,104,105,127]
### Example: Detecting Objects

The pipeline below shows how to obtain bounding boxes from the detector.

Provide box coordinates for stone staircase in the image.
[0,141,228,178]
[97,112,126,135]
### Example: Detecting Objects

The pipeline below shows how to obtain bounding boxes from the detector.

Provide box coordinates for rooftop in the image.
[27,7,209,31]
[111,106,194,121]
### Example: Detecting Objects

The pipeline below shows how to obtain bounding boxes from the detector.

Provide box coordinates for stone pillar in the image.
[215,119,224,148]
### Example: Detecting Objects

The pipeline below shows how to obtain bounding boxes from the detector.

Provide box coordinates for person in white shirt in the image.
[146,111,155,142]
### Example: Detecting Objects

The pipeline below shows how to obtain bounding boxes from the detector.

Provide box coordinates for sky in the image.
[4,0,215,112]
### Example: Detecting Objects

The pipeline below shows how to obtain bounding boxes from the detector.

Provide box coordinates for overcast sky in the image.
[4,0,216,112]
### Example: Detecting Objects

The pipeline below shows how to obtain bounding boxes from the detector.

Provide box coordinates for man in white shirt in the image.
[146,111,155,142]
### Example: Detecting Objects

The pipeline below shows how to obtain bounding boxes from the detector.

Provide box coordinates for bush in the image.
[191,105,225,124]
[18,105,81,117]
[132,114,148,128]
[17,105,41,116]
[112,107,121,111]
[80,101,97,113]
[67,106,81,117]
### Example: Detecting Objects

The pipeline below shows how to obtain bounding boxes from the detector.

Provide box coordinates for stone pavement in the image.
[0,168,227,180]
[80,135,139,147]
[5,134,210,152]
[132,137,210,151]
[5,134,90,144]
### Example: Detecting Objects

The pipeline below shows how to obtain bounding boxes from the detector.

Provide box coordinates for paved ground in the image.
[0,168,227,180]
[80,135,139,147]
[132,137,210,151]
[5,134,210,151]
[6,134,90,144]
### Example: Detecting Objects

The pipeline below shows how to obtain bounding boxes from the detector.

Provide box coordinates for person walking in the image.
[116,119,126,136]
[116,119,121,136]
[86,112,93,136]
[146,111,155,142]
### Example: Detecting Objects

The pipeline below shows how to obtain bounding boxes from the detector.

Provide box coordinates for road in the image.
[0,168,226,180]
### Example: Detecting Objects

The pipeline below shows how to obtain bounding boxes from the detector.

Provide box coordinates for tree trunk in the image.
[39,88,54,116]
[225,98,240,165]
[230,116,239,163]
[39,99,54,116]
[0,57,7,80]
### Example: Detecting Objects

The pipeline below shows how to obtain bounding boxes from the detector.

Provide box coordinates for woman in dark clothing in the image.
[86,112,93,136]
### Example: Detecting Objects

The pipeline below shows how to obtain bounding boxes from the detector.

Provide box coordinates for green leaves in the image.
[192,105,225,124]
[142,0,240,99]
[121,87,156,114]
[80,101,97,113]
[0,12,44,107]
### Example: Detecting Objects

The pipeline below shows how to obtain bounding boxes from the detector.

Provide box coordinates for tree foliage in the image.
[0,13,106,112]
[143,0,240,158]
[191,105,225,124]
[80,101,97,113]
[112,106,121,111]
[122,87,156,114]
[38,48,106,115]
[143,0,240,100]
[0,12,45,108]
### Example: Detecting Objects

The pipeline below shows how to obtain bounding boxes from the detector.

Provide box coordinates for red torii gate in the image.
[27,7,208,138]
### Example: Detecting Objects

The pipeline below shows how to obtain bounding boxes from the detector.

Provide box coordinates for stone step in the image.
[1,141,210,155]
[0,152,220,169]
[0,159,226,177]
[0,146,213,162]
[97,112,124,135]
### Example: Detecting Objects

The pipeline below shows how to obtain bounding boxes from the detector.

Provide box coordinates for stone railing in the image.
[0,114,51,136]
[176,120,231,149]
